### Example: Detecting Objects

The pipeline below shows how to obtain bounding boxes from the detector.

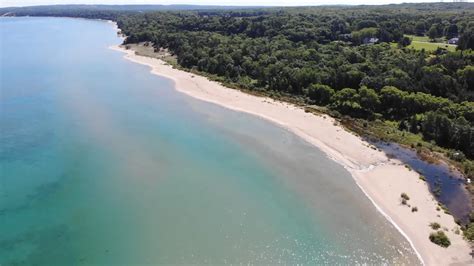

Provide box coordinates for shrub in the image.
[429,231,451,247]
[401,193,410,201]
[412,206,418,212]
[430,222,441,230]
[464,223,474,242]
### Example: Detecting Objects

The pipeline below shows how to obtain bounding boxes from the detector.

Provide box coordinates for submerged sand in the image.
[110,45,473,265]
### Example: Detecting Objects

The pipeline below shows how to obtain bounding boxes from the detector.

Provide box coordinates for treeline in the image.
[308,84,473,157]
[0,4,256,20]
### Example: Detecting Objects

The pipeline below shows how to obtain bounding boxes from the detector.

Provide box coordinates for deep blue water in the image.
[0,17,420,264]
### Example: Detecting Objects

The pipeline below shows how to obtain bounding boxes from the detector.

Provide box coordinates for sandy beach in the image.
[111,45,473,265]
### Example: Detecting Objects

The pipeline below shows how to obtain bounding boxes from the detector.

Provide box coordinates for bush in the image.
[430,222,441,230]
[401,193,410,201]
[412,206,418,212]
[464,223,474,242]
[429,231,451,247]
[398,36,411,47]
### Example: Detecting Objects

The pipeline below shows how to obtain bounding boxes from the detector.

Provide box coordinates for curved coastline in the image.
[109,44,473,265]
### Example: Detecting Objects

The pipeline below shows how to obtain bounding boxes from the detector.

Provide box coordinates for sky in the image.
[1,0,471,8]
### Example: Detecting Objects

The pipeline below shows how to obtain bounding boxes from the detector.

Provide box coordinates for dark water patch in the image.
[0,224,75,265]
[374,141,472,223]
[0,181,62,216]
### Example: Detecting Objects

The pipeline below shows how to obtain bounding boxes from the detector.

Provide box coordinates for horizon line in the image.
[2,2,472,9]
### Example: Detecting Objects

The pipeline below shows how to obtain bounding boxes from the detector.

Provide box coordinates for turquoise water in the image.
[0,17,420,264]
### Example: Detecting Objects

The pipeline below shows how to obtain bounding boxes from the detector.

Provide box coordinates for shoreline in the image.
[110,44,473,265]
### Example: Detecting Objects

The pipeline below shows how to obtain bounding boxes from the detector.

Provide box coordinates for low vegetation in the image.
[462,212,474,242]
[464,223,474,241]
[430,222,441,230]
[401,193,410,201]
[429,231,451,247]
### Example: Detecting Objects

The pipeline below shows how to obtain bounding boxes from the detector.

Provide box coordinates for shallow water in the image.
[375,142,472,223]
[0,17,420,264]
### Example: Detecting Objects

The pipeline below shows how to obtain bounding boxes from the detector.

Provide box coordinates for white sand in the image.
[111,45,473,265]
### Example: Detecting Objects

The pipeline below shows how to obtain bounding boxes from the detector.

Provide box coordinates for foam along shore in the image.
[110,44,473,265]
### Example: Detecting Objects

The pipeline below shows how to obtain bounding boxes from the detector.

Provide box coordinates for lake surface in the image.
[0,17,420,264]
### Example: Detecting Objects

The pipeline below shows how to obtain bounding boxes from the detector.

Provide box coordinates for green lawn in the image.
[406,34,432,42]
[409,41,456,52]
[405,34,456,52]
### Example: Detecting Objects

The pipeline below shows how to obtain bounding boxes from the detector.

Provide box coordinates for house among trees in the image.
[340,33,352,41]
[448,37,459,45]
[363,37,379,45]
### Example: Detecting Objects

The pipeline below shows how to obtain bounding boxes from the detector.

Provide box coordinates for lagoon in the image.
[0,17,420,264]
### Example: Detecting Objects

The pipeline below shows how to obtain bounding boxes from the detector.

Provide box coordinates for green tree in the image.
[457,66,474,92]
[458,27,474,50]
[428,25,439,41]
[380,86,408,118]
[415,21,426,36]
[331,88,362,115]
[444,24,459,39]
[358,86,380,115]
[306,84,335,105]
[398,36,412,47]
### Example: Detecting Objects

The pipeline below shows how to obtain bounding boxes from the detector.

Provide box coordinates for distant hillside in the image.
[0,4,260,19]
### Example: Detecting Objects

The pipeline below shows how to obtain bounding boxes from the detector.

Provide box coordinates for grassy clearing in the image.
[409,41,456,52]
[405,35,456,52]
[406,35,432,42]
[124,42,178,65]
[389,42,398,48]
